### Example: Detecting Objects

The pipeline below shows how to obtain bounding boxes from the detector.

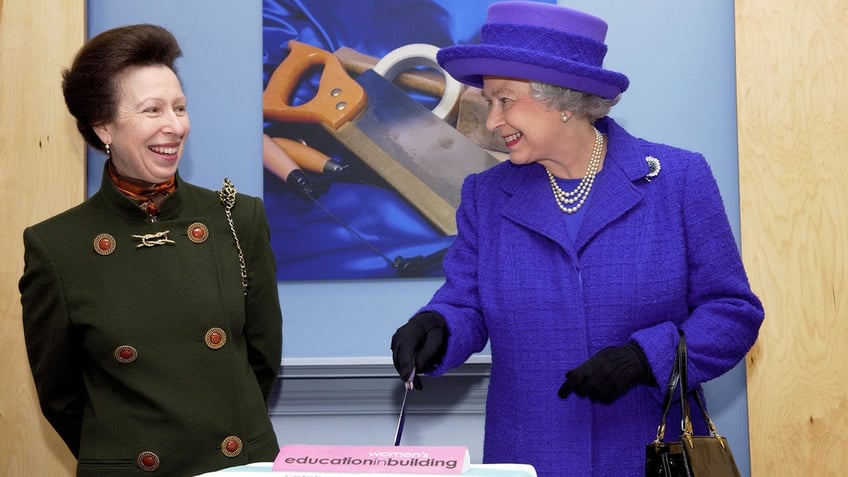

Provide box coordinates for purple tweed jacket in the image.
[421,117,764,477]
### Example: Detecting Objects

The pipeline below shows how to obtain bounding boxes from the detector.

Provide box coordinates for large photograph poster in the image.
[261,0,552,281]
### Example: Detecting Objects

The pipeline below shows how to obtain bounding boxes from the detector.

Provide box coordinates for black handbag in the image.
[645,334,742,477]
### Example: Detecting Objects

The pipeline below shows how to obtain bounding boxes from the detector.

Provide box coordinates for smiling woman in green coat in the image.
[18,24,283,476]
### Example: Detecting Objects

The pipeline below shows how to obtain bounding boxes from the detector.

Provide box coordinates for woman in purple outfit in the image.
[390,2,764,475]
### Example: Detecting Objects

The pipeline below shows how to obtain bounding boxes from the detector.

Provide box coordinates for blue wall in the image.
[87,1,750,474]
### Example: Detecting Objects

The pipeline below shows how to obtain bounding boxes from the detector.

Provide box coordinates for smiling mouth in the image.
[150,145,179,155]
[503,132,522,147]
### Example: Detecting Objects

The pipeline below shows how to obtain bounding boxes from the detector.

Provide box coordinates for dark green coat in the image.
[20,168,283,476]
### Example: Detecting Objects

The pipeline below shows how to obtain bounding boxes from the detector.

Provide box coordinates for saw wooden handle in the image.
[263,40,367,130]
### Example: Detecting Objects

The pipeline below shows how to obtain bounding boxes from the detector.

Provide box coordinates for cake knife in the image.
[393,368,415,446]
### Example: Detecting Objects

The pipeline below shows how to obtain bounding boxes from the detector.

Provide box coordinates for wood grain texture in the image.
[736,0,848,475]
[0,0,84,475]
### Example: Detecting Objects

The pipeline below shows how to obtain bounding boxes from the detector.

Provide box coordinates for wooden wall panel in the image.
[736,1,848,475]
[0,0,84,475]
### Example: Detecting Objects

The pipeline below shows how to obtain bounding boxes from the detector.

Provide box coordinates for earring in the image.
[105,144,111,157]
[561,112,570,123]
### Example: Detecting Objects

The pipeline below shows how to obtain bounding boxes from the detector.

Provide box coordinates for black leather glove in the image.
[390,311,448,390]
[558,342,654,404]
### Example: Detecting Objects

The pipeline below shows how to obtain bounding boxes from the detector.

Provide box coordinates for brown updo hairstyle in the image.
[62,24,183,152]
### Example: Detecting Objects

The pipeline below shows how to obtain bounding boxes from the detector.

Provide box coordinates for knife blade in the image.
[263,40,501,235]
[393,368,416,446]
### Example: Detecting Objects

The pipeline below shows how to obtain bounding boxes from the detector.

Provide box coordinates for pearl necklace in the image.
[544,126,604,214]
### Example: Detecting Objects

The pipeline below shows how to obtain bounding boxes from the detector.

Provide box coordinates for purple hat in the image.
[437,1,629,99]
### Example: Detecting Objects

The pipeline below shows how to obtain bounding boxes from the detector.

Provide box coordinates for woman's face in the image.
[94,65,190,183]
[482,76,562,166]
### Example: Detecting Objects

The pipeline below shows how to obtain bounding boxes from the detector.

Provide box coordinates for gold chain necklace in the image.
[544,126,604,214]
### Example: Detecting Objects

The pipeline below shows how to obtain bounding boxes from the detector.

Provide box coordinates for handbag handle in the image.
[653,333,725,447]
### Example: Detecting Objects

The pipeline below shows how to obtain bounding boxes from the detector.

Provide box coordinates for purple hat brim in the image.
[437,44,629,99]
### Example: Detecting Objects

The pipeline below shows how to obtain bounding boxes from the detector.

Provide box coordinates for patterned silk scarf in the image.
[107,160,176,221]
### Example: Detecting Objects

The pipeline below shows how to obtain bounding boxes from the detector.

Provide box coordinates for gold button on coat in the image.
[187,222,209,243]
[221,435,242,457]
[205,327,227,349]
[114,345,138,363]
[136,451,160,471]
[93,233,116,256]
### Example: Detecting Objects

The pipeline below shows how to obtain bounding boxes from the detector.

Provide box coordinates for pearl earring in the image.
[561,113,570,123]
[105,144,111,157]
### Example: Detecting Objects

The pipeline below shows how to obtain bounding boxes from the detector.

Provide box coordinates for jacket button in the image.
[205,327,227,349]
[114,345,138,363]
[136,451,159,471]
[93,233,116,256]
[187,222,209,243]
[221,435,243,457]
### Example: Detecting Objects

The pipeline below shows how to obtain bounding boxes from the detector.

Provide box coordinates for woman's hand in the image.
[558,342,654,403]
[390,311,448,390]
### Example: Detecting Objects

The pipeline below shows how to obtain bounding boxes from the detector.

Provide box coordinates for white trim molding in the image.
[269,356,491,416]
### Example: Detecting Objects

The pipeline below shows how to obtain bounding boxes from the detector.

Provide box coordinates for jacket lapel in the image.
[499,117,650,255]
[574,118,648,251]
[501,163,574,253]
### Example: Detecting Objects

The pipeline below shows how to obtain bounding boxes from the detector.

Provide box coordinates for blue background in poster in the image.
[86,1,751,474]
[260,1,542,282]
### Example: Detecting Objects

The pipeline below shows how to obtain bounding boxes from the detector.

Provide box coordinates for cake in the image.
[195,445,536,477]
